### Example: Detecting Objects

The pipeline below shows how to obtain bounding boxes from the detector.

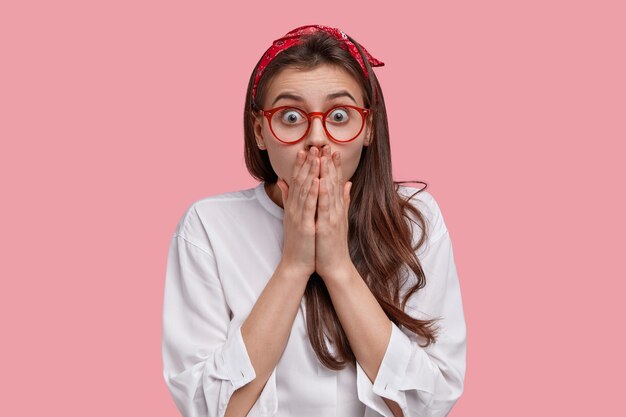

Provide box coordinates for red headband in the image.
[252,24,384,104]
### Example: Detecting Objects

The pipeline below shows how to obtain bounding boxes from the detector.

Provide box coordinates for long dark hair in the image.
[243,30,441,370]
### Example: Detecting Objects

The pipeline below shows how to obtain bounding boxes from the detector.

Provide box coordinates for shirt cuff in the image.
[356,322,436,416]
[221,322,257,389]
[211,322,261,416]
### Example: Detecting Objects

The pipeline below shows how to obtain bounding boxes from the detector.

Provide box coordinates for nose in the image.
[303,114,331,151]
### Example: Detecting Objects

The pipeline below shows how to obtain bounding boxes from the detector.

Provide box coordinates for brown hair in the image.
[243,30,441,370]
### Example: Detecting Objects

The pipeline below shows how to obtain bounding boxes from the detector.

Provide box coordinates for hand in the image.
[315,145,353,281]
[276,147,321,280]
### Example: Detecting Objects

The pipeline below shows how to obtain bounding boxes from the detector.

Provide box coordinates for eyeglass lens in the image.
[270,107,364,142]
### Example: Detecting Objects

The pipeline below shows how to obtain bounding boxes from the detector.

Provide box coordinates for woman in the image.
[162,24,466,417]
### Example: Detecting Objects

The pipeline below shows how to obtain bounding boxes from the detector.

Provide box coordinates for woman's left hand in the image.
[315,145,354,281]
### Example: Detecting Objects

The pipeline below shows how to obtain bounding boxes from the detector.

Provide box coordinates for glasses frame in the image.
[258,104,371,144]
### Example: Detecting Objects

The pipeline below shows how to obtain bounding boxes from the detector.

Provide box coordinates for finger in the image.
[296,148,319,214]
[328,151,342,214]
[321,151,336,219]
[344,181,352,216]
[276,178,289,204]
[294,148,316,207]
[333,150,344,185]
[283,150,306,210]
[320,150,330,182]
[293,149,311,190]
[304,177,319,224]
[313,148,321,179]
[318,177,330,223]
[291,149,307,181]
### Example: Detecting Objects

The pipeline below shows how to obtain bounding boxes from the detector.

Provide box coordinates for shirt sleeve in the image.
[355,198,467,416]
[162,233,278,417]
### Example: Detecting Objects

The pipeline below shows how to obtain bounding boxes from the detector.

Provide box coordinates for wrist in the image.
[320,260,357,286]
[276,261,313,283]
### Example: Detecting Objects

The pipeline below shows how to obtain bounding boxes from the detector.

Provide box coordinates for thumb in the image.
[276,178,289,202]
[344,181,352,207]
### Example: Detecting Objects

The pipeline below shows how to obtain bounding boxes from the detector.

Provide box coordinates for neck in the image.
[265,182,284,209]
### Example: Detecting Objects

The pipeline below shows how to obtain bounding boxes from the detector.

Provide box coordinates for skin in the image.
[245,64,404,417]
[252,63,374,279]
[252,63,373,209]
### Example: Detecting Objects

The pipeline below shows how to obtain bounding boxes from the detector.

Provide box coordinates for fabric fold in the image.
[162,234,278,417]
[355,231,466,417]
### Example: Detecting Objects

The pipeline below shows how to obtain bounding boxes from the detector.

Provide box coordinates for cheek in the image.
[339,147,364,175]
[265,148,299,182]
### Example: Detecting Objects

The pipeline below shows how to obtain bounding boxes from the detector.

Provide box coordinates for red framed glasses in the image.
[258,104,371,144]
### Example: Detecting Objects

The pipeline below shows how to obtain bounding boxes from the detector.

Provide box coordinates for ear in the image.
[252,111,267,150]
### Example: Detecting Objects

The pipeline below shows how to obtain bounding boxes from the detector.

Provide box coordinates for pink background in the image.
[2,0,624,415]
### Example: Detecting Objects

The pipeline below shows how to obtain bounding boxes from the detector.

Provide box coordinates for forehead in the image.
[264,64,364,107]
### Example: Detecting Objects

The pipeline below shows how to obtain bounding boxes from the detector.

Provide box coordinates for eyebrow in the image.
[271,90,358,107]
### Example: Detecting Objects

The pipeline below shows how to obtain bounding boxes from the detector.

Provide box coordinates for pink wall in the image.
[2,0,624,415]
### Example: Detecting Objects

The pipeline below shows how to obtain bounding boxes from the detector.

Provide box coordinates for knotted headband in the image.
[251,24,385,104]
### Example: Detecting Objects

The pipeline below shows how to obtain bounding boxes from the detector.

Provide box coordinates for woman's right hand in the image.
[276,147,320,280]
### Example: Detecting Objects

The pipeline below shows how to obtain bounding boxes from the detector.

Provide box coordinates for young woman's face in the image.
[253,64,372,194]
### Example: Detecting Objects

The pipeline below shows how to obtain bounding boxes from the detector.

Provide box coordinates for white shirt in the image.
[162,181,466,417]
